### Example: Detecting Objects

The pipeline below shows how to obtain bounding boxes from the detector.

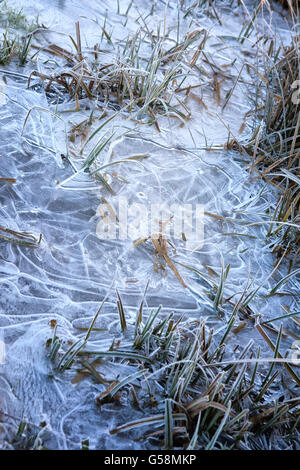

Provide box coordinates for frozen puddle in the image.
[0,0,299,450]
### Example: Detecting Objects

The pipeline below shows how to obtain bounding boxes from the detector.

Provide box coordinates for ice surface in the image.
[0,0,299,449]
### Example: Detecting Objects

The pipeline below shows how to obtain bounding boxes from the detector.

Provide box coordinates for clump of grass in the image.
[0,30,33,65]
[244,36,300,264]
[29,22,206,123]
[0,31,17,65]
[0,1,40,33]
[47,285,300,450]
[0,2,41,65]
[0,3,28,31]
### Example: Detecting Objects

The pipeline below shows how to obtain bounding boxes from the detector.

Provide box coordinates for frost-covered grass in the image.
[28,21,205,125]
[0,0,39,32]
[0,0,41,65]
[1,0,300,451]
[41,287,299,450]
[243,4,300,264]
[0,30,32,65]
